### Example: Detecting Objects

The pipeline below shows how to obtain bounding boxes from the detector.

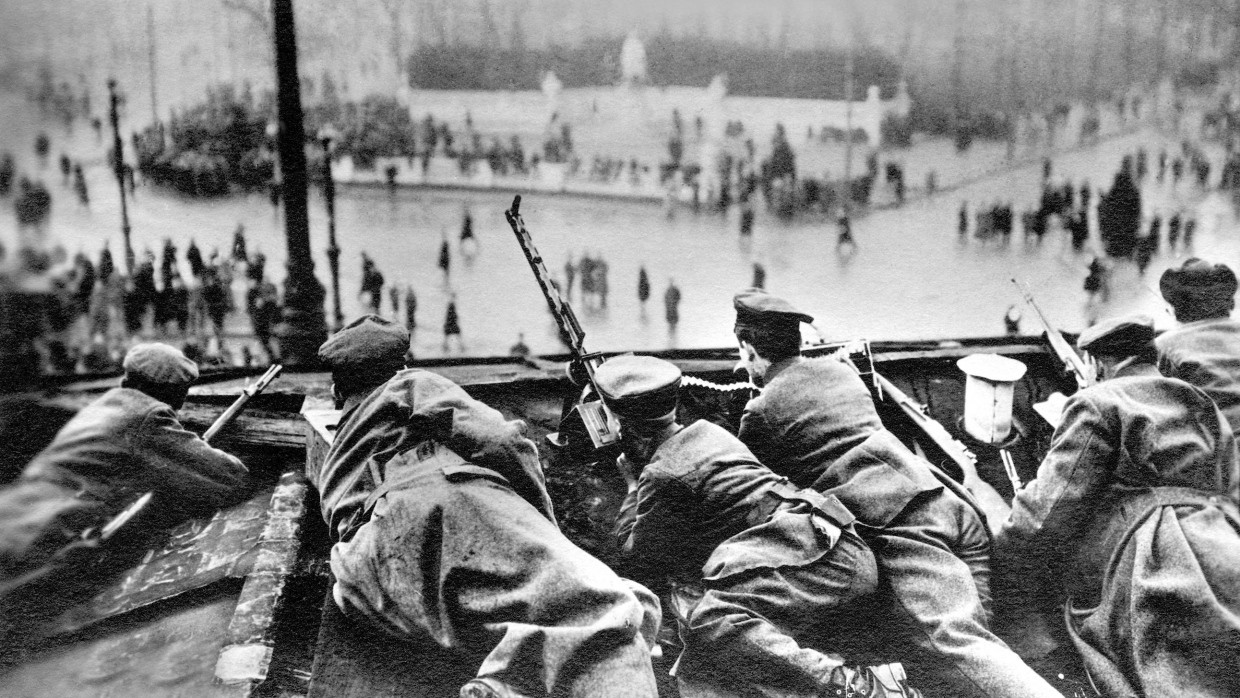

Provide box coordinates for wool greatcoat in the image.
[1155,316,1240,434]
[615,419,878,698]
[0,387,248,584]
[994,362,1240,698]
[738,356,1062,698]
[317,369,661,698]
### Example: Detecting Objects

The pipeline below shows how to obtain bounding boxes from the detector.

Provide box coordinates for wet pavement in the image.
[2,89,1238,360]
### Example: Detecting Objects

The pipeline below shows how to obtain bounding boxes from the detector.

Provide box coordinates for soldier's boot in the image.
[822,662,923,698]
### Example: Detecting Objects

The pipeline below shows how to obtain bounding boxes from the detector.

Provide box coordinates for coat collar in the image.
[763,355,804,386]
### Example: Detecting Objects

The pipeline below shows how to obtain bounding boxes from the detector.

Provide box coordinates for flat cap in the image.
[123,343,199,385]
[594,355,682,422]
[733,288,814,332]
[317,315,410,376]
[1160,258,1237,315]
[1077,314,1156,356]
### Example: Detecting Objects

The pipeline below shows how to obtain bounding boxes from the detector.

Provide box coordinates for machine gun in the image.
[505,196,620,451]
[1012,279,1095,390]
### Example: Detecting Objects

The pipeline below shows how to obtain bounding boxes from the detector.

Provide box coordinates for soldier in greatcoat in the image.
[1156,258,1240,434]
[312,317,661,698]
[994,315,1240,697]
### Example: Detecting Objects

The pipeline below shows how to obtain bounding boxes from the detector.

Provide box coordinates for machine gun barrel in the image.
[505,196,619,449]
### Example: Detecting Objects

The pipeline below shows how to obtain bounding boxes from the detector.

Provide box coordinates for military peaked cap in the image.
[1159,258,1237,316]
[123,343,199,385]
[318,315,410,376]
[1076,314,1156,356]
[733,288,814,333]
[594,355,682,422]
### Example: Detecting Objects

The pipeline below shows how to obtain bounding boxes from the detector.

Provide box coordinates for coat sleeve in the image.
[130,405,249,511]
[994,393,1115,601]
[736,398,772,465]
[615,468,696,584]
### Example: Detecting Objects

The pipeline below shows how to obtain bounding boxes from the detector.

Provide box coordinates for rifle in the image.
[202,363,284,444]
[0,368,281,601]
[1012,279,1095,390]
[872,371,1011,533]
[0,491,155,600]
[505,196,620,449]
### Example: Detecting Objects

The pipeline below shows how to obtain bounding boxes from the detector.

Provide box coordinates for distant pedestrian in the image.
[637,266,650,307]
[460,211,477,259]
[509,332,530,358]
[1003,305,1021,335]
[438,237,451,278]
[231,224,248,263]
[246,274,280,361]
[596,257,609,308]
[72,164,88,206]
[564,254,577,299]
[443,296,463,352]
[34,132,50,163]
[958,202,968,236]
[1136,236,1154,275]
[359,254,384,314]
[664,279,681,327]
[404,286,417,331]
[187,239,205,279]
[0,153,13,196]
[752,263,766,290]
[740,205,755,236]
[837,216,856,250]
[1168,213,1182,250]
[1184,218,1196,248]
[58,154,71,185]
[389,285,400,316]
[1148,215,1162,253]
[1084,256,1110,302]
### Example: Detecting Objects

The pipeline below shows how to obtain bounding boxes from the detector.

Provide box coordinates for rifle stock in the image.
[505,196,620,449]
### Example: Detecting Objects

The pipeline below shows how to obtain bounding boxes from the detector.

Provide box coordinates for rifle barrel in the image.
[202,364,283,443]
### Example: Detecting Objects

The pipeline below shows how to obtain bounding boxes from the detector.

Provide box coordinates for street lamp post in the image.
[318,125,343,331]
[270,0,327,364]
[107,78,134,275]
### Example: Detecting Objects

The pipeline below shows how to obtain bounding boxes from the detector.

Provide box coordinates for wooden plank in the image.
[214,470,311,694]
[42,393,306,451]
[307,581,474,698]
